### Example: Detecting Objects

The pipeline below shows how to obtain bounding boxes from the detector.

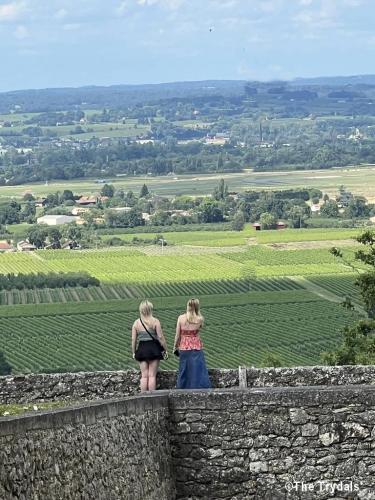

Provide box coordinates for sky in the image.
[0,0,375,92]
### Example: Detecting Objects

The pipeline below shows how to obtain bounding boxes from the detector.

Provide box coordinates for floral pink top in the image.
[179,329,203,351]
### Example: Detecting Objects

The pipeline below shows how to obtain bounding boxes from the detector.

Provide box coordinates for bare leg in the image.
[148,360,160,391]
[139,361,149,392]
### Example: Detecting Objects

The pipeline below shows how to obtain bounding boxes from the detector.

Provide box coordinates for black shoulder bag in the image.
[139,318,168,360]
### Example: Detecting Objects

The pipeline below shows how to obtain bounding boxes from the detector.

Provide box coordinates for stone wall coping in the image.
[2,384,375,437]
[1,364,374,384]
[0,392,169,437]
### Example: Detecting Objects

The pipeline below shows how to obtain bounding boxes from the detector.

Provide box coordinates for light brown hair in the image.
[186,298,203,324]
[139,300,154,321]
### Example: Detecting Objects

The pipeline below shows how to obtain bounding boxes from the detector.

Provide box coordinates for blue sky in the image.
[0,0,374,91]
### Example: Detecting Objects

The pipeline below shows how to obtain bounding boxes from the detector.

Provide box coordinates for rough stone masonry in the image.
[0,366,374,499]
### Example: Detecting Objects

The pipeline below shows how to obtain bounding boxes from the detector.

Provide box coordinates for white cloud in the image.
[63,23,81,31]
[137,0,185,9]
[0,1,26,21]
[293,3,340,30]
[115,1,128,16]
[55,8,68,20]
[258,0,283,13]
[14,24,28,38]
[210,0,239,8]
[17,47,38,56]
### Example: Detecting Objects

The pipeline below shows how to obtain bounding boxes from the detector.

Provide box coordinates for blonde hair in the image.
[139,300,154,321]
[186,298,203,324]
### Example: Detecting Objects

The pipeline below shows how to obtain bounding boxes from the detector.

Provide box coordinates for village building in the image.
[37,215,78,226]
[35,197,48,207]
[71,207,91,216]
[76,196,98,206]
[0,241,13,252]
[76,195,109,206]
[170,209,192,218]
[17,240,37,252]
[110,207,133,212]
[204,134,230,146]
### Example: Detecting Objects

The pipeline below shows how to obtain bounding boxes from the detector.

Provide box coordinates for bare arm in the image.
[174,316,181,350]
[155,320,167,351]
[131,323,137,358]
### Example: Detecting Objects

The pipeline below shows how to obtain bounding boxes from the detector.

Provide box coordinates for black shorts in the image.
[135,341,163,362]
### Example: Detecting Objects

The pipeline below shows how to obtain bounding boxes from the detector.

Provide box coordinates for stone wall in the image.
[1,383,375,499]
[0,394,175,500]
[1,365,374,404]
[170,386,375,500]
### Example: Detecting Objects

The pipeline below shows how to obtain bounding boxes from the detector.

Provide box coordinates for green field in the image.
[0,243,362,283]
[1,166,375,201]
[0,277,303,305]
[102,229,252,247]
[99,226,361,247]
[0,290,361,373]
[0,113,150,140]
[254,227,362,244]
[0,237,366,373]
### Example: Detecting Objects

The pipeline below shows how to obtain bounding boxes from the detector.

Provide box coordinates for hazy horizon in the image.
[1,0,375,92]
[2,73,375,95]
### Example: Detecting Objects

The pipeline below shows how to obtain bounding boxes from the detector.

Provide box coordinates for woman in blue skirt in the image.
[174,298,211,389]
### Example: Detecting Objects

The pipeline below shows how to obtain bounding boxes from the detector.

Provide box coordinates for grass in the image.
[101,229,250,247]
[254,228,361,244]
[1,165,375,201]
[0,401,77,417]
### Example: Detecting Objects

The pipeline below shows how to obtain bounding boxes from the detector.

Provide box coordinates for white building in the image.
[37,215,78,226]
[311,204,321,213]
[17,240,36,252]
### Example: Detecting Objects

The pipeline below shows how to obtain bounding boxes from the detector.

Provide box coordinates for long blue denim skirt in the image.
[176,349,211,389]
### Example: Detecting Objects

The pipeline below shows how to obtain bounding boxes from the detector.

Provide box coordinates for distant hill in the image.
[292,74,375,87]
[1,75,375,113]
[0,80,247,113]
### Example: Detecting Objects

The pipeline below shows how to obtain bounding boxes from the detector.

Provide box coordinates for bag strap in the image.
[139,317,158,342]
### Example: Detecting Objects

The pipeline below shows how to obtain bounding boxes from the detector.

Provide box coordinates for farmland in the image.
[0,241,362,284]
[0,225,368,374]
[1,166,375,201]
[0,291,361,373]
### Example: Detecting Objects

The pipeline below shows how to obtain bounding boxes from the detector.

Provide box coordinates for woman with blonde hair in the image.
[132,300,168,392]
[173,298,211,389]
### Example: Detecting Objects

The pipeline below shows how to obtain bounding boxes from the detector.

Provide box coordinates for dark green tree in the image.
[48,227,62,247]
[324,230,375,365]
[26,226,48,248]
[231,211,245,231]
[140,184,149,198]
[197,201,224,223]
[21,201,36,221]
[23,193,35,202]
[322,321,375,365]
[61,190,75,202]
[101,184,115,198]
[259,212,277,229]
[344,197,369,218]
[320,200,339,218]
[213,179,228,201]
